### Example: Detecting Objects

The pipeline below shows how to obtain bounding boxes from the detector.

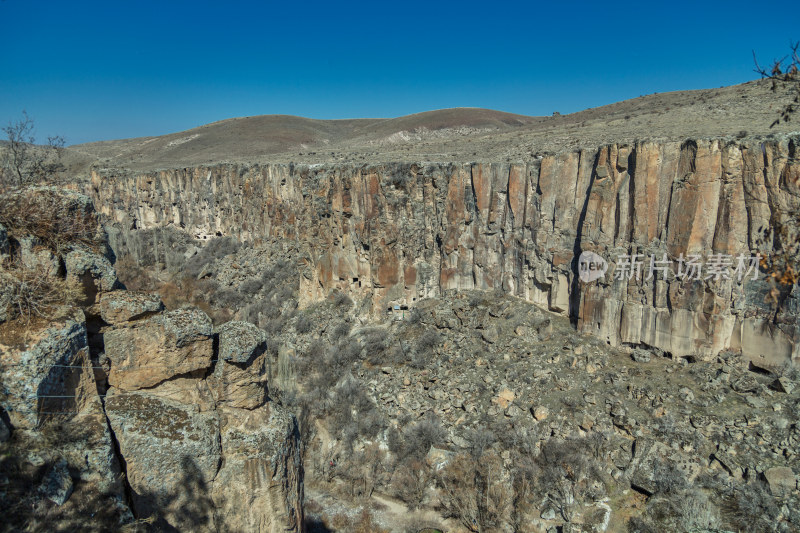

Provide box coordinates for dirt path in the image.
[306,484,455,532]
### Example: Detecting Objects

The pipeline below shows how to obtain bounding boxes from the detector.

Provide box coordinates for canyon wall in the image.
[89,135,800,365]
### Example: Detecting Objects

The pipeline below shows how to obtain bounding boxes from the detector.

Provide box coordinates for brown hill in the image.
[66,79,799,173]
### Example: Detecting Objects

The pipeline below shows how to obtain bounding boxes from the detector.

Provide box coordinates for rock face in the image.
[105,388,222,529]
[212,406,304,533]
[0,309,100,429]
[100,307,302,530]
[90,135,800,365]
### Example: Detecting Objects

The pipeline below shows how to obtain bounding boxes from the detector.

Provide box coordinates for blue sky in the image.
[1,0,797,145]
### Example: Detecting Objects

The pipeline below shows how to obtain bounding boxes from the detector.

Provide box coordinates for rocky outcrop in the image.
[89,135,800,365]
[213,406,304,533]
[0,308,101,429]
[104,312,302,531]
[105,388,222,529]
[0,188,303,532]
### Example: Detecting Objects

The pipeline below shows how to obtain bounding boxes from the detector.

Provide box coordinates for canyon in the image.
[3,78,800,531]
[88,135,800,368]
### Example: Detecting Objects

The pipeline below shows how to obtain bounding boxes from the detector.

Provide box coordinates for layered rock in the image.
[89,135,800,364]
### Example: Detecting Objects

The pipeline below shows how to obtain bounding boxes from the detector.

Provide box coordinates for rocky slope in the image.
[89,134,800,368]
[104,234,800,532]
[0,188,303,532]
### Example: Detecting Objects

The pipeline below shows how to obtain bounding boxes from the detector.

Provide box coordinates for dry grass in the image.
[0,187,103,255]
[1,262,84,322]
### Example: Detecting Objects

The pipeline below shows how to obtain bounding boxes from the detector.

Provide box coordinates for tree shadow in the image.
[130,455,218,532]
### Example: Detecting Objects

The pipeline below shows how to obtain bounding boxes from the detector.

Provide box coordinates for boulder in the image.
[425,446,455,471]
[65,248,119,304]
[764,466,796,498]
[98,291,164,324]
[771,376,795,394]
[39,459,73,506]
[207,321,269,409]
[105,307,214,390]
[217,320,268,363]
[532,405,549,421]
[105,388,221,529]
[628,438,702,495]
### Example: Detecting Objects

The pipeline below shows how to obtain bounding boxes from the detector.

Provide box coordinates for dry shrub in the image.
[436,452,511,532]
[0,188,103,254]
[328,512,353,530]
[391,458,431,509]
[156,278,232,325]
[2,264,83,321]
[351,508,389,533]
[114,254,159,292]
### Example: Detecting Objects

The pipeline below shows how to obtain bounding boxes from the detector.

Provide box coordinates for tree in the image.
[1,111,65,187]
[754,42,800,127]
[751,42,800,301]
[436,451,511,533]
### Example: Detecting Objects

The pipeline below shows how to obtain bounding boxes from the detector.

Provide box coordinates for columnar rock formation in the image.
[89,135,800,365]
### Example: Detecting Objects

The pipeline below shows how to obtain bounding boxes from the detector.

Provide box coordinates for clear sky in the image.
[1,0,797,145]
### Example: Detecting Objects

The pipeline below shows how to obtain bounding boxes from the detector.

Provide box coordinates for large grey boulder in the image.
[217,320,268,363]
[98,291,164,324]
[105,307,214,390]
[765,466,797,498]
[65,248,119,304]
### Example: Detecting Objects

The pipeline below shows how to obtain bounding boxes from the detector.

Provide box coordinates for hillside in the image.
[66,78,799,174]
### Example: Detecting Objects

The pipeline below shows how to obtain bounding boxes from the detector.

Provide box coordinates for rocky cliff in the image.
[89,135,800,366]
[0,188,303,532]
